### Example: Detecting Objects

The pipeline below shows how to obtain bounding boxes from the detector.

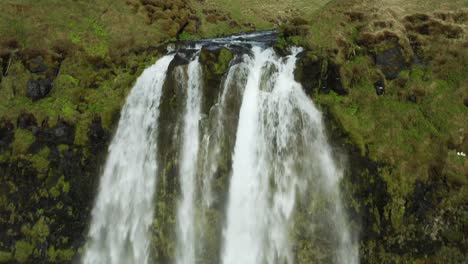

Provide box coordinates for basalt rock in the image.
[26,78,53,101]
[374,79,385,95]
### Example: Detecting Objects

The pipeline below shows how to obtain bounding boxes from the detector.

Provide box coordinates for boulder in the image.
[53,120,75,145]
[26,78,53,101]
[375,47,407,80]
[374,79,385,95]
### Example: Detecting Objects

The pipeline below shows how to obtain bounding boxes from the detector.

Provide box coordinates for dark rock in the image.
[26,78,53,101]
[88,117,109,150]
[294,51,323,96]
[464,98,468,107]
[374,79,385,95]
[0,120,14,153]
[17,112,38,129]
[27,57,48,73]
[229,44,253,59]
[53,120,75,145]
[169,50,198,70]
[35,120,75,146]
[375,47,407,80]
[325,61,348,95]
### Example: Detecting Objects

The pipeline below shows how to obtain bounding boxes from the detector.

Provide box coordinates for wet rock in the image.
[375,47,407,80]
[199,46,234,78]
[199,46,234,114]
[294,51,323,96]
[169,50,198,70]
[27,57,48,73]
[17,113,38,129]
[374,79,385,95]
[26,78,53,101]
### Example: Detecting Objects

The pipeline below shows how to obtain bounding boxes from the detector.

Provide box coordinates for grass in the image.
[0,0,166,57]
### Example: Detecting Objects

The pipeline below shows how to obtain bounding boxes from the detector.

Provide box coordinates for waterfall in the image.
[83,31,358,264]
[82,54,174,264]
[176,57,202,264]
[221,47,358,264]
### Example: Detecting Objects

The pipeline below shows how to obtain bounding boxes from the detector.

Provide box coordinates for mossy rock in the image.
[0,251,12,262]
[11,129,35,156]
[199,46,233,115]
[14,240,34,263]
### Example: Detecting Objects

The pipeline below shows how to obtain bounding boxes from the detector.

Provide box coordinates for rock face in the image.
[294,52,347,96]
[26,78,53,101]
[294,51,323,96]
[0,116,110,263]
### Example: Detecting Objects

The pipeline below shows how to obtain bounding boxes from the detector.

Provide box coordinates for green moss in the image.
[49,175,70,198]
[215,48,234,75]
[28,147,50,176]
[0,251,12,262]
[12,129,35,156]
[14,240,34,263]
[57,144,69,152]
[30,218,50,243]
[47,246,74,263]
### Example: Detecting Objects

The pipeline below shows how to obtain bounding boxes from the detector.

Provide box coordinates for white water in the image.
[82,54,174,264]
[199,61,248,207]
[221,47,358,264]
[176,57,203,264]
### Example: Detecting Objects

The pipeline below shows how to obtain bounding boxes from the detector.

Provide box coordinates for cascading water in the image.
[83,31,358,264]
[221,47,358,264]
[176,57,202,264]
[82,55,174,264]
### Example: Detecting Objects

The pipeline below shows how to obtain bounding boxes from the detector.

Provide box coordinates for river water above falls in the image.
[83,31,358,264]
